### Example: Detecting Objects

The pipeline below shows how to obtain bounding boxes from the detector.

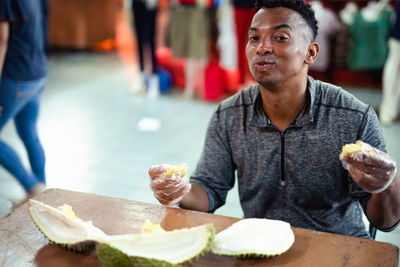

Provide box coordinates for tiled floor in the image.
[0,51,399,264]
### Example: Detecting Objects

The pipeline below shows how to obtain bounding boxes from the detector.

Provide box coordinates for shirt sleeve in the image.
[0,0,25,23]
[190,106,236,213]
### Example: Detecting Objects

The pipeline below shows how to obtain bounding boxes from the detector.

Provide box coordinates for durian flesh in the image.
[28,200,295,264]
[339,141,373,160]
[28,200,215,266]
[163,163,187,179]
[211,218,295,257]
[98,223,215,266]
[28,199,106,247]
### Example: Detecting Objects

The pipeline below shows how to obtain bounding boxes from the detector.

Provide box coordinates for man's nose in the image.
[256,39,273,55]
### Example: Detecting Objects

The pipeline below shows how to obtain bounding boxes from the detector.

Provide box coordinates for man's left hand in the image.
[341,141,397,193]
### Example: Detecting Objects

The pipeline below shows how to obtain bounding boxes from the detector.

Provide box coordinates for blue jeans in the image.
[0,76,47,192]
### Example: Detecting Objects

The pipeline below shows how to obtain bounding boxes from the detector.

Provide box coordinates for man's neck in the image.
[259,77,308,132]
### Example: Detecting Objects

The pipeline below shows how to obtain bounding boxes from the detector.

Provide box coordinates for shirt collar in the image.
[249,76,316,128]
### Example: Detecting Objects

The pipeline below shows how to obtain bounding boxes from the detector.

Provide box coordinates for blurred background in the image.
[0,0,399,259]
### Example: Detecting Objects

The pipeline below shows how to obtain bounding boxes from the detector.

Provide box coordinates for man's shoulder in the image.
[312,78,369,114]
[218,84,258,113]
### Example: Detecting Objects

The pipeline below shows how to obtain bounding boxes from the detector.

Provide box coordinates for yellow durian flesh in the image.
[98,223,215,266]
[339,141,373,160]
[211,218,295,257]
[28,199,105,246]
[140,219,165,234]
[57,204,80,220]
[163,163,187,179]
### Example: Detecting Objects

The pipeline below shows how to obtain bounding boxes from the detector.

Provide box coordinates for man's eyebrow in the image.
[273,24,292,31]
[249,24,293,32]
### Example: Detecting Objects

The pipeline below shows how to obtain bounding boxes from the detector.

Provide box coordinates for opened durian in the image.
[98,223,215,267]
[211,218,295,257]
[28,200,215,266]
[28,199,106,252]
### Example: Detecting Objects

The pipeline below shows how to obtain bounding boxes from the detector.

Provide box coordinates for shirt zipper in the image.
[280,131,286,186]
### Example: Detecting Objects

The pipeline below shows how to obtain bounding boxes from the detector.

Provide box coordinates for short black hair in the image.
[254,0,318,40]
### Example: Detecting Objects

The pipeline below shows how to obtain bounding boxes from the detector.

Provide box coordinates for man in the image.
[149,0,400,238]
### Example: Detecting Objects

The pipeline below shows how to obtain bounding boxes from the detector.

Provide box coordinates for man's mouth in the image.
[254,61,275,71]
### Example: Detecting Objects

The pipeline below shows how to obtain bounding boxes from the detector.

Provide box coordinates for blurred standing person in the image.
[130,0,160,98]
[0,0,48,206]
[232,0,256,89]
[380,0,400,125]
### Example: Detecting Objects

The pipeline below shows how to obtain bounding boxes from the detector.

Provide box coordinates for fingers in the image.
[149,164,191,206]
[358,151,396,169]
[343,141,396,170]
[153,182,192,206]
[341,142,397,193]
[151,178,188,195]
[347,165,390,193]
[343,156,395,176]
[148,164,170,180]
[151,177,178,190]
[346,161,397,193]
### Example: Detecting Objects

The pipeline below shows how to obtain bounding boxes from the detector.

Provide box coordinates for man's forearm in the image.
[179,182,209,212]
[0,21,9,76]
[367,173,400,228]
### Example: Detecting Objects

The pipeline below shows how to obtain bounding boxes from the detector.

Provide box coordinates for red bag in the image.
[156,47,186,89]
[203,59,225,101]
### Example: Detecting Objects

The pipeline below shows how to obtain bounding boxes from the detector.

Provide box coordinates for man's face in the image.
[246,7,314,88]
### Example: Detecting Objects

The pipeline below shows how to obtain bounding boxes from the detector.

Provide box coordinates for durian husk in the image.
[211,218,295,258]
[28,199,105,253]
[97,223,215,267]
[28,200,215,266]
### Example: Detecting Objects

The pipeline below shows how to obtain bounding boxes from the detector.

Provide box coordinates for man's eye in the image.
[249,36,259,41]
[275,36,289,41]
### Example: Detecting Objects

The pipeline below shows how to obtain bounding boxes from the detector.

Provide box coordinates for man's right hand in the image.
[148,164,192,206]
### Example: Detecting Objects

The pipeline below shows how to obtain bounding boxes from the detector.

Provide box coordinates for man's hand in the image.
[341,141,397,193]
[148,164,192,206]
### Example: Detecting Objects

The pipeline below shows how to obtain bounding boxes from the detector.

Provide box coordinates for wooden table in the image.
[0,188,398,266]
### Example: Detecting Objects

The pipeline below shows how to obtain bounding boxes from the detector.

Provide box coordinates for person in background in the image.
[380,0,400,125]
[232,0,256,88]
[130,0,160,98]
[148,0,400,238]
[0,0,48,207]
[168,0,211,98]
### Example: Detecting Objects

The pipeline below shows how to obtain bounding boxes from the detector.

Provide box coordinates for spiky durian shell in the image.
[97,243,174,267]
[211,218,295,258]
[61,240,99,255]
[97,224,215,267]
[28,199,105,253]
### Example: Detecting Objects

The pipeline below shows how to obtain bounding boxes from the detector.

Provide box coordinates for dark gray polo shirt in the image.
[190,76,388,238]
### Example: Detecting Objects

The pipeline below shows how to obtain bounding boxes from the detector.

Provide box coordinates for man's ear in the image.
[305,42,319,65]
